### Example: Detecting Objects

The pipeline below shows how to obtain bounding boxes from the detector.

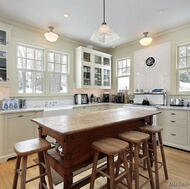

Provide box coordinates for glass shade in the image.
[139,36,152,46]
[44,31,58,42]
[90,23,119,44]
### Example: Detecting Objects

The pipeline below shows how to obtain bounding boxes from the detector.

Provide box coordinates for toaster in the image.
[170,98,184,106]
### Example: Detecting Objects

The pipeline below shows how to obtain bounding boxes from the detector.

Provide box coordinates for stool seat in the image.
[14,138,51,156]
[13,138,53,189]
[139,125,163,133]
[92,137,129,155]
[119,130,150,143]
[90,137,132,189]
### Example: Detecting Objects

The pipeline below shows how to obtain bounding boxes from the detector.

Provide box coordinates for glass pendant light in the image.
[44,26,58,42]
[90,0,119,44]
[139,32,152,46]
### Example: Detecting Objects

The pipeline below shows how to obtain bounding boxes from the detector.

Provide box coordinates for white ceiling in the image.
[1,0,190,49]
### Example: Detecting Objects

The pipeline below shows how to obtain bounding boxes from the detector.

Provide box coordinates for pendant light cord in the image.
[103,0,106,24]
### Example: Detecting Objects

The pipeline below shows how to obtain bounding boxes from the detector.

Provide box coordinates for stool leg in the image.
[128,143,133,182]
[158,132,168,180]
[43,151,54,189]
[134,143,140,189]
[38,152,45,189]
[144,140,155,189]
[152,133,159,189]
[12,156,21,189]
[122,151,132,189]
[20,156,27,189]
[90,150,99,189]
[108,155,115,189]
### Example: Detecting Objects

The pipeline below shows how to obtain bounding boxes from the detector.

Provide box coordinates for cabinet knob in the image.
[18,115,23,117]
[171,120,176,123]
[171,113,176,115]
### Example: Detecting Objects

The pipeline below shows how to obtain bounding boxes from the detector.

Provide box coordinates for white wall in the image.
[134,42,170,92]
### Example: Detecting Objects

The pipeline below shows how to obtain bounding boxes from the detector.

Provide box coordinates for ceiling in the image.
[1,0,190,49]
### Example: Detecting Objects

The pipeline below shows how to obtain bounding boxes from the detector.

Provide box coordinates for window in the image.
[17,45,44,93]
[116,58,130,91]
[177,43,190,92]
[17,43,69,95]
[47,51,68,93]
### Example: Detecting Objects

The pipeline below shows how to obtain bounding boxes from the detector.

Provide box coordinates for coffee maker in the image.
[116,92,125,103]
[102,93,110,102]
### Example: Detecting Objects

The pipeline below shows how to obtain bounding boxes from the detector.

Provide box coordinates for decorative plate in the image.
[145,57,156,68]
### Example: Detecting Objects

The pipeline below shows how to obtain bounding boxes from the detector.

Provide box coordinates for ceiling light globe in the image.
[44,32,58,42]
[139,37,152,46]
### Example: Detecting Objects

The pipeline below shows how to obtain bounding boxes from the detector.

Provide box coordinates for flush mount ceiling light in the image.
[44,26,58,42]
[139,32,152,46]
[90,0,119,44]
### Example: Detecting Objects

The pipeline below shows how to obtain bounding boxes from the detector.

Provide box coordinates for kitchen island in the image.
[31,108,161,189]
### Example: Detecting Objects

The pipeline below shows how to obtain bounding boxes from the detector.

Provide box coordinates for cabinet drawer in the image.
[163,126,188,146]
[162,118,188,127]
[162,110,188,118]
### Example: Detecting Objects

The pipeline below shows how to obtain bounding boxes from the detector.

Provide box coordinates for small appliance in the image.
[74,94,89,105]
[102,93,110,102]
[170,98,184,106]
[116,92,125,103]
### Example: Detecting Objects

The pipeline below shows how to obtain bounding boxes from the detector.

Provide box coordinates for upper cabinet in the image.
[0,23,12,85]
[75,46,112,89]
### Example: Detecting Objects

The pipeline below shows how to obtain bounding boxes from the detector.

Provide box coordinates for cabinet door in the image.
[83,65,92,86]
[0,24,12,85]
[0,50,7,82]
[94,67,102,86]
[4,112,35,155]
[103,68,111,88]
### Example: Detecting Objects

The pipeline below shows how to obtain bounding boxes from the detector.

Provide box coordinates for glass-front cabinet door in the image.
[94,67,102,86]
[103,68,111,87]
[0,50,7,81]
[83,65,91,86]
[0,30,7,46]
[0,23,12,84]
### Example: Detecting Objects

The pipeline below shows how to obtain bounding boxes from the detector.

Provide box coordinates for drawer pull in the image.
[171,113,176,115]
[18,115,23,117]
[171,133,176,136]
[171,121,176,123]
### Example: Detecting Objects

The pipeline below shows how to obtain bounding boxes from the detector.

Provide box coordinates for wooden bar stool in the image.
[118,131,155,189]
[139,125,168,189]
[90,137,132,189]
[12,138,54,189]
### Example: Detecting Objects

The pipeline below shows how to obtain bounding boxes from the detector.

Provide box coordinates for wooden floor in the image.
[0,146,190,189]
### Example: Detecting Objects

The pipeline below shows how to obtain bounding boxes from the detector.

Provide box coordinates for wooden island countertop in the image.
[31,108,161,189]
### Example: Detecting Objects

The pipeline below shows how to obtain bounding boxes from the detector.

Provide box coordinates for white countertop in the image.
[1,103,190,115]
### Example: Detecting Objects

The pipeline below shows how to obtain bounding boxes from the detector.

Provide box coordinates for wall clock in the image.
[145,57,156,68]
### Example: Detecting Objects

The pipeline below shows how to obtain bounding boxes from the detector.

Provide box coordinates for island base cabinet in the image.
[0,112,38,162]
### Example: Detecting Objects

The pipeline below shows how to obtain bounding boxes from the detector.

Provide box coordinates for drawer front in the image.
[162,118,188,127]
[163,110,188,118]
[163,126,188,146]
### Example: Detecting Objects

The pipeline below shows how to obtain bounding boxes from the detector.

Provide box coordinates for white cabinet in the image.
[0,110,43,162]
[0,22,12,85]
[75,46,112,89]
[158,109,189,151]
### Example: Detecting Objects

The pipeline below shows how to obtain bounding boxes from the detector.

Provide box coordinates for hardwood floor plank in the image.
[0,146,189,189]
